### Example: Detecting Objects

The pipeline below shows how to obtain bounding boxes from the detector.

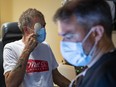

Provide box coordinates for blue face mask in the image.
[34,23,46,43]
[60,30,96,66]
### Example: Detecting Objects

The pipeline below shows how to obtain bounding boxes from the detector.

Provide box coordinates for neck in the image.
[87,35,115,68]
[22,35,27,45]
[93,37,115,62]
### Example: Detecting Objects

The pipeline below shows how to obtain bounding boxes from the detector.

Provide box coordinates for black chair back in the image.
[0,22,22,87]
[1,22,22,46]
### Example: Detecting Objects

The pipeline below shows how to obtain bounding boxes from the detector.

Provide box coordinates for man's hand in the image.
[52,68,71,87]
[24,33,38,52]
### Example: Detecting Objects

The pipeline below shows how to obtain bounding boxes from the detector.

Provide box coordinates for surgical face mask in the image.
[34,23,46,43]
[60,29,97,66]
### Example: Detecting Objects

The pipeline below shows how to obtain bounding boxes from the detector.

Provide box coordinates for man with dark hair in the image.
[54,0,116,87]
[3,8,70,87]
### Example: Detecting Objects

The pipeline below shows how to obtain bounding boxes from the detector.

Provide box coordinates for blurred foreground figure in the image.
[54,0,116,87]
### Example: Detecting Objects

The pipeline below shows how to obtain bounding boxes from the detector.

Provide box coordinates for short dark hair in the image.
[54,0,113,38]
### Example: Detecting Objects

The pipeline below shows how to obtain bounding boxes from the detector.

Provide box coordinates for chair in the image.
[0,22,22,87]
[1,22,22,46]
[0,40,5,87]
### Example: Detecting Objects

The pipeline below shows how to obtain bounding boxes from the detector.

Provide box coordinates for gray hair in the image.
[18,8,44,33]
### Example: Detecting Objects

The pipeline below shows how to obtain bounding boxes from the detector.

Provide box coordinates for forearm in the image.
[53,69,71,87]
[5,49,30,87]
[54,74,70,87]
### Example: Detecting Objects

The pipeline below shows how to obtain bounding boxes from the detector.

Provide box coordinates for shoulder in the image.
[81,50,116,87]
[4,40,23,49]
[95,50,116,74]
[93,51,116,85]
[103,50,116,69]
[38,41,51,49]
[41,41,49,46]
[96,50,116,70]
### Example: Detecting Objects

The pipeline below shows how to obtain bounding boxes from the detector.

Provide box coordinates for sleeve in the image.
[3,44,18,74]
[48,46,58,70]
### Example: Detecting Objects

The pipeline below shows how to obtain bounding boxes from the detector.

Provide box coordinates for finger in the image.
[28,33,35,38]
[27,34,35,41]
[30,37,37,44]
[29,39,37,48]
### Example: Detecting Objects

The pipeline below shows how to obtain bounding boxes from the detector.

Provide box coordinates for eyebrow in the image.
[58,32,74,36]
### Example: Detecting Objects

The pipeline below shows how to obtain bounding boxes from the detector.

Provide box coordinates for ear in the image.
[91,25,104,42]
[23,26,30,35]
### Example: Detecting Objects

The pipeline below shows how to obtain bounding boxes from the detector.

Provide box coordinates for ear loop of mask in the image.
[69,29,98,87]
[81,28,98,65]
